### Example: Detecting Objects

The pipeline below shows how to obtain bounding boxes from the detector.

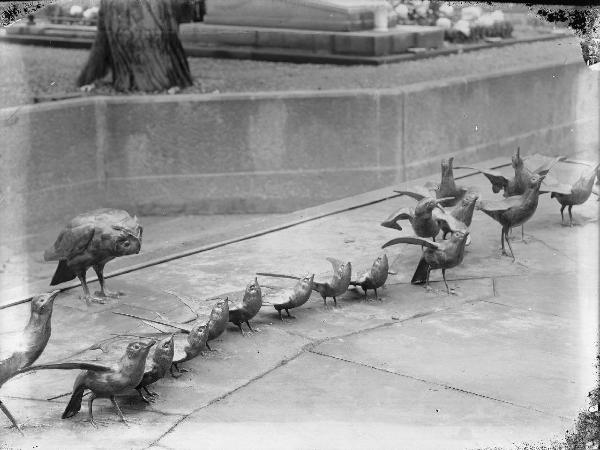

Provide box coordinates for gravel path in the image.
[0,35,583,108]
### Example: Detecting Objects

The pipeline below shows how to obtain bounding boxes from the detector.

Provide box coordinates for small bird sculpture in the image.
[440,190,480,242]
[260,274,314,320]
[258,258,351,307]
[382,191,464,241]
[382,231,470,293]
[455,148,562,197]
[349,254,389,300]
[170,323,209,377]
[0,291,59,433]
[547,163,599,226]
[44,209,142,304]
[228,278,263,334]
[135,334,174,403]
[477,173,546,260]
[426,157,469,207]
[61,340,155,427]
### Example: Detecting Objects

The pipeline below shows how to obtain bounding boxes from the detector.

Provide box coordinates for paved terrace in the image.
[0,152,598,449]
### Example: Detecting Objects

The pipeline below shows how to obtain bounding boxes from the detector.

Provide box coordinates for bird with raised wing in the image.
[258,258,351,307]
[44,209,142,304]
[546,163,599,226]
[260,274,314,320]
[477,173,546,260]
[382,231,469,293]
[135,334,174,403]
[349,254,389,300]
[60,340,155,427]
[382,191,463,241]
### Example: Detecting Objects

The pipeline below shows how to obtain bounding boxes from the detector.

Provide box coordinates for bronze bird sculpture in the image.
[382,191,463,241]
[206,297,229,350]
[425,157,469,207]
[455,148,562,197]
[228,278,263,334]
[61,340,155,427]
[170,323,209,377]
[0,291,59,433]
[258,258,351,307]
[135,334,174,403]
[260,274,314,320]
[547,163,599,226]
[349,254,389,300]
[382,231,470,293]
[440,190,480,242]
[477,173,546,260]
[44,209,142,304]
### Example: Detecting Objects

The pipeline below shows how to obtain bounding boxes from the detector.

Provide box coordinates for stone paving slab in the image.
[156,352,571,450]
[0,152,597,448]
[313,300,592,419]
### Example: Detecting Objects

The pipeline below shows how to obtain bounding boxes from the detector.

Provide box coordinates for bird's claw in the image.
[82,294,106,304]
[94,290,123,299]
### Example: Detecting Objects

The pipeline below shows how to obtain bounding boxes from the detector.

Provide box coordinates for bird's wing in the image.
[16,361,112,376]
[477,195,524,212]
[255,272,301,281]
[383,207,414,223]
[325,257,344,272]
[539,181,573,195]
[525,154,565,176]
[432,209,467,232]
[382,236,439,250]
[392,189,429,201]
[261,290,293,306]
[44,224,95,261]
[454,166,509,189]
[112,312,193,333]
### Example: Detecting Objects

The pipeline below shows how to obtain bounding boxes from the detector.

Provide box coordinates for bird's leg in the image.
[245,321,254,332]
[86,393,98,428]
[333,296,338,307]
[442,269,450,295]
[521,225,525,242]
[110,396,129,427]
[374,288,381,301]
[236,323,246,336]
[143,386,158,398]
[170,363,182,378]
[500,228,507,256]
[93,264,122,299]
[0,400,24,436]
[205,342,216,352]
[278,309,283,321]
[425,266,432,291]
[78,272,106,304]
[136,388,152,404]
[504,229,516,261]
[568,205,574,227]
[321,294,328,308]
[560,204,566,225]
[363,287,369,301]
[285,309,296,319]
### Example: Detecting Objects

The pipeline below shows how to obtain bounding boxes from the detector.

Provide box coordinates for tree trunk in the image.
[77,0,192,92]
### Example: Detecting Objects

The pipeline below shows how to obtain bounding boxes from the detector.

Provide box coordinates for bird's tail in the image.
[50,260,76,286]
[411,258,429,285]
[255,272,301,281]
[62,384,85,419]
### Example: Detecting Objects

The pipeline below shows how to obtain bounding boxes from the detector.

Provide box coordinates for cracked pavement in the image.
[0,153,598,449]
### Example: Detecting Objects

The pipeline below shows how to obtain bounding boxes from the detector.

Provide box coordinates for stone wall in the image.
[1,59,597,236]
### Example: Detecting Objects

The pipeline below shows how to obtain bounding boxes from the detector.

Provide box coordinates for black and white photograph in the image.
[0,0,598,448]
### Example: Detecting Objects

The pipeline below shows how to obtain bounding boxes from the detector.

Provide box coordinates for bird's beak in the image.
[48,290,61,303]
[145,340,156,349]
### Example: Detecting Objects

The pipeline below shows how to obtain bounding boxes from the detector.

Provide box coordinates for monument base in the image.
[203,0,396,32]
[180,23,444,58]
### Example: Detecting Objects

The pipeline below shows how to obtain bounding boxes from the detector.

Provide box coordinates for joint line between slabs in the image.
[147,346,308,448]
[308,350,568,420]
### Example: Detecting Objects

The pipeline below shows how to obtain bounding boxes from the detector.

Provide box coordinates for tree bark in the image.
[77,0,192,92]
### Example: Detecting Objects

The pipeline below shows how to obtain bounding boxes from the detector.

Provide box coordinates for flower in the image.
[454,19,471,36]
[69,5,83,16]
[461,6,482,21]
[435,17,452,29]
[438,3,454,17]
